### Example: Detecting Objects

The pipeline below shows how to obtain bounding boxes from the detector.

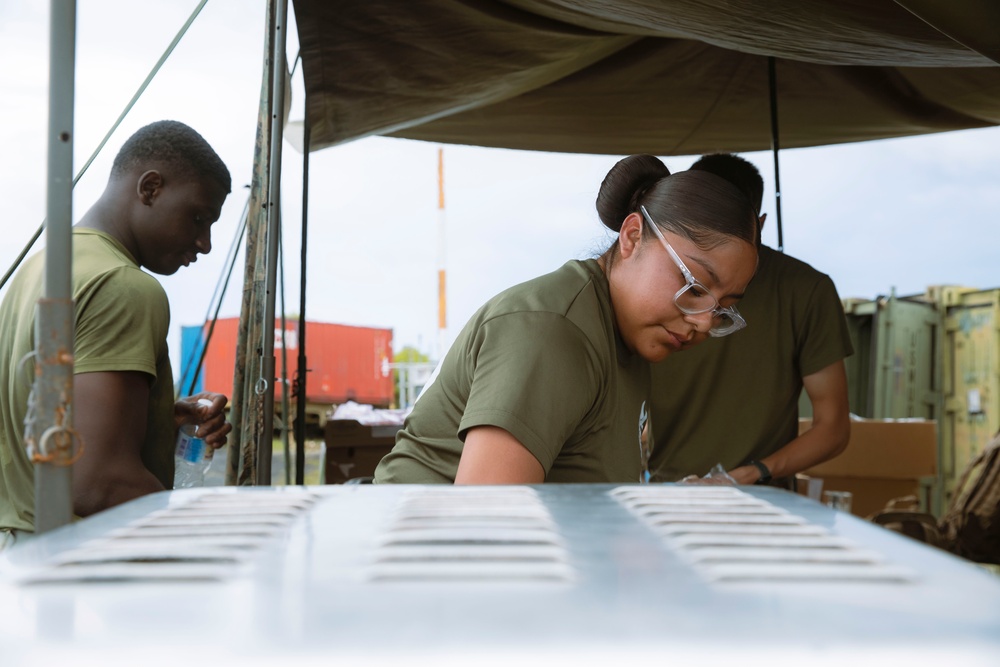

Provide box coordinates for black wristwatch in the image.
[750,460,772,484]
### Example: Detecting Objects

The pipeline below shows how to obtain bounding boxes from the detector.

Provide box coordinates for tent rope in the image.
[180,191,251,397]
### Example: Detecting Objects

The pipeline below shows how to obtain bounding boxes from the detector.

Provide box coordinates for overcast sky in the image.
[2,1,998,379]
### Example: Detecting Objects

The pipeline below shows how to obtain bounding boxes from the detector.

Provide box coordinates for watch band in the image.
[750,460,772,484]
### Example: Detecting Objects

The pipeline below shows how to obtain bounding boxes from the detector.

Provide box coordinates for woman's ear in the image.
[136,169,164,206]
[618,211,644,260]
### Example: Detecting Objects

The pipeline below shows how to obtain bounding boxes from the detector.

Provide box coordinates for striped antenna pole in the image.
[436,148,447,360]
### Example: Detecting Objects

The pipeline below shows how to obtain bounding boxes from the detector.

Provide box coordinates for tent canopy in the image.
[292,0,1000,155]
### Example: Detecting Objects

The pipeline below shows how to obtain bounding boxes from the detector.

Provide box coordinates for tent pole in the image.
[767,56,784,252]
[279,228,291,486]
[33,0,76,533]
[294,120,310,486]
[229,0,277,486]
[256,0,289,486]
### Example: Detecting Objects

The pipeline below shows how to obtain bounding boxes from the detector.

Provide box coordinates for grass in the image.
[202,438,326,487]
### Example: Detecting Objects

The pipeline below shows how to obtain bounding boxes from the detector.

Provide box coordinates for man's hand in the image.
[725,465,762,485]
[174,392,231,451]
[680,464,738,485]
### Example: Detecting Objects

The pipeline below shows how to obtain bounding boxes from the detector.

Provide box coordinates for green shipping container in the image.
[799,286,1000,514]
[937,287,1000,502]
[800,291,939,420]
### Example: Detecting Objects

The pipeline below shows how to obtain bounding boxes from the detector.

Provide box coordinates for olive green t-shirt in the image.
[647,246,853,482]
[0,228,175,532]
[375,259,650,484]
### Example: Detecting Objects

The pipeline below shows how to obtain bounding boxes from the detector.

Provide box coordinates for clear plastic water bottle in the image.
[174,398,214,488]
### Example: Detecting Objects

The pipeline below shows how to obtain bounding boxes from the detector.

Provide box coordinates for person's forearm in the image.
[730,360,851,485]
[729,419,849,484]
[73,466,166,517]
[761,420,849,479]
[71,370,159,516]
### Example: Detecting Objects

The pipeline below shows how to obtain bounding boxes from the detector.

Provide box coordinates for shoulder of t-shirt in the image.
[75,263,169,329]
[486,259,602,318]
[759,246,837,290]
[103,264,168,298]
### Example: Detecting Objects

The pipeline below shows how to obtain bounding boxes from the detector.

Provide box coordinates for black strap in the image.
[750,460,772,484]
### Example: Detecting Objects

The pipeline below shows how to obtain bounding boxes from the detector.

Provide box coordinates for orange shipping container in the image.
[179,318,394,407]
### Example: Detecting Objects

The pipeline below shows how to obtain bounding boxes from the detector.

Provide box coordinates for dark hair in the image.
[596,154,757,254]
[596,154,669,233]
[111,120,232,193]
[690,153,763,213]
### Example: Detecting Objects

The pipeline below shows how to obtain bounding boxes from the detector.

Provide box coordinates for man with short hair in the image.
[0,120,233,544]
[648,153,853,487]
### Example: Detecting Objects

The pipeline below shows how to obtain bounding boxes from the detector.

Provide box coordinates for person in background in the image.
[647,153,852,487]
[0,120,233,546]
[375,154,759,484]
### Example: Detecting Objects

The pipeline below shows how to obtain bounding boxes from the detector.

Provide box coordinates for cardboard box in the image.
[324,419,400,483]
[799,418,937,517]
[799,418,937,478]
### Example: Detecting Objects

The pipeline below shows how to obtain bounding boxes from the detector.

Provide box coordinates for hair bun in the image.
[596,155,670,232]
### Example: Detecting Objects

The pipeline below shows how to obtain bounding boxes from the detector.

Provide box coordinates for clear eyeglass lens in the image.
[674,277,746,337]
[712,311,735,328]
[710,311,745,337]
[675,283,719,315]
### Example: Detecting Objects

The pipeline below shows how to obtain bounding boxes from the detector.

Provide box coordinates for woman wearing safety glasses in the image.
[374,154,759,484]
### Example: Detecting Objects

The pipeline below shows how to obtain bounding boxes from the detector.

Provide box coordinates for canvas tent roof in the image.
[292,0,1000,155]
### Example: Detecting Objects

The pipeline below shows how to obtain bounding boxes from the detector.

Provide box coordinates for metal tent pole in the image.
[228,0,277,487]
[294,120,310,486]
[767,56,785,252]
[255,0,289,486]
[279,229,291,486]
[33,0,77,534]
